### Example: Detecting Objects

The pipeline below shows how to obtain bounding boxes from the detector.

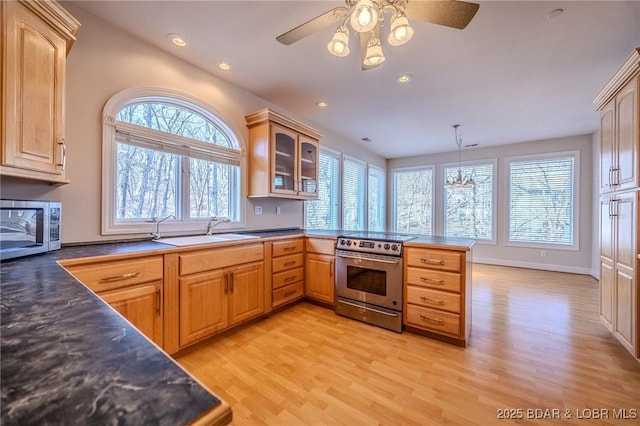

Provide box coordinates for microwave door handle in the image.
[336,253,401,265]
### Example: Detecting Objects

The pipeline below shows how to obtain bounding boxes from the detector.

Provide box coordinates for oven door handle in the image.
[336,253,401,265]
[337,299,400,317]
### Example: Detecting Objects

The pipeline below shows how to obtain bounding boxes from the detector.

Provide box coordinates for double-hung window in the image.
[444,161,495,241]
[102,88,242,235]
[342,156,366,231]
[507,152,578,248]
[392,167,434,235]
[305,149,340,229]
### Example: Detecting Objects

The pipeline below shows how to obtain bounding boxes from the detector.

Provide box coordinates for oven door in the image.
[335,250,403,311]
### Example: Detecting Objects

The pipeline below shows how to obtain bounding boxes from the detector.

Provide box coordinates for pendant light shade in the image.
[363,36,385,66]
[388,12,414,46]
[444,124,476,190]
[327,26,350,57]
[350,0,378,33]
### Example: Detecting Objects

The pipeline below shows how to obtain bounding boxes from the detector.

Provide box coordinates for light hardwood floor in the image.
[177,264,640,425]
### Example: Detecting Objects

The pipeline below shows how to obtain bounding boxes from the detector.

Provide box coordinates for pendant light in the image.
[444,124,476,189]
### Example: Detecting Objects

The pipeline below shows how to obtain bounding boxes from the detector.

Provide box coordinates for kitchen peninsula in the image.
[0,230,473,424]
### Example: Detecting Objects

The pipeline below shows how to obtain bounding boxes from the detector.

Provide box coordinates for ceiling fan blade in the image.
[405,0,480,30]
[276,6,349,45]
[360,27,382,71]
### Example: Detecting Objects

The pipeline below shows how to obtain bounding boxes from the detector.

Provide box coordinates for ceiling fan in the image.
[276,0,480,71]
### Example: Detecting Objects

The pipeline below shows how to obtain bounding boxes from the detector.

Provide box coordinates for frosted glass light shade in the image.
[388,13,414,46]
[363,37,385,66]
[327,26,350,57]
[350,0,378,33]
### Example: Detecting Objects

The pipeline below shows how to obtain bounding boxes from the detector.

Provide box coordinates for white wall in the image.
[1,5,384,244]
[388,134,596,275]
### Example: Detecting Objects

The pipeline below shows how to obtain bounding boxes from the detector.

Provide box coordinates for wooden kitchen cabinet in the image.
[270,238,305,308]
[1,0,80,183]
[245,109,321,199]
[595,48,639,360]
[169,243,265,351]
[305,237,335,305]
[61,255,164,347]
[403,246,472,346]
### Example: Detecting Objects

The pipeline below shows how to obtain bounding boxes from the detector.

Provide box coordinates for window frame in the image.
[441,158,497,244]
[391,165,435,235]
[101,87,245,236]
[367,164,386,232]
[304,147,341,230]
[505,150,580,250]
[341,155,367,232]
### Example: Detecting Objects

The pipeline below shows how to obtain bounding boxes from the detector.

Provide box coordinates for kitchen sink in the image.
[156,233,260,246]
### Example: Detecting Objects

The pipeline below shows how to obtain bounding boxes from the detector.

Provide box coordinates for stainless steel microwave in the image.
[0,200,61,261]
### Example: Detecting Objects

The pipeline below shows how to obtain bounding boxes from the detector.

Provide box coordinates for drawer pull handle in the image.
[283,247,296,251]
[284,290,296,297]
[420,276,444,285]
[284,275,297,282]
[155,289,161,315]
[420,296,444,305]
[99,272,140,282]
[420,258,444,265]
[284,261,296,267]
[419,315,443,324]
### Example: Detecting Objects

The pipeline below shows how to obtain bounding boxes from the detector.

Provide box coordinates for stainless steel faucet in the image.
[151,214,176,240]
[206,216,231,236]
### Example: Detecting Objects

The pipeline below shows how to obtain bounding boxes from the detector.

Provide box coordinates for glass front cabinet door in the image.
[246,109,322,200]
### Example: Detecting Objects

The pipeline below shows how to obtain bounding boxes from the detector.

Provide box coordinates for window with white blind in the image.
[444,161,495,241]
[507,152,578,247]
[102,88,241,235]
[393,167,434,235]
[342,156,366,231]
[368,165,386,232]
[304,150,340,229]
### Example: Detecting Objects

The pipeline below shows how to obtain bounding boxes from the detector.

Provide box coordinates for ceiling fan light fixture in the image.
[350,0,379,33]
[363,36,385,66]
[327,25,351,57]
[388,12,414,46]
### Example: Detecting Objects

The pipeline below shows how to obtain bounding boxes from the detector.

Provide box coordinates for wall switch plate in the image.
[254,206,262,215]
[540,250,547,257]
[276,206,281,215]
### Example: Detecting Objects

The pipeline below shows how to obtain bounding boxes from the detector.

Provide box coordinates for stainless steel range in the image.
[335,232,416,333]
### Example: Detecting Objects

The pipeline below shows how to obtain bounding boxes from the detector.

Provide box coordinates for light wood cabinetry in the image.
[245,109,321,199]
[305,237,335,305]
[169,244,265,351]
[61,256,164,347]
[595,48,639,360]
[1,0,80,183]
[403,246,472,346]
[270,238,305,308]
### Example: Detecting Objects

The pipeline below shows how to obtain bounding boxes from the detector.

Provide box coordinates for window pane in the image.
[117,102,234,148]
[189,158,239,219]
[116,143,178,219]
[393,168,433,235]
[343,158,366,231]
[508,156,574,245]
[444,163,493,240]
[305,151,339,229]
[368,167,385,232]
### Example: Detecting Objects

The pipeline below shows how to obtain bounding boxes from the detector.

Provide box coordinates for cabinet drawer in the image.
[272,253,304,273]
[272,239,304,257]
[406,305,461,337]
[405,267,462,293]
[406,286,461,313]
[406,248,462,272]
[306,238,335,255]
[65,256,163,293]
[272,282,304,308]
[179,243,263,276]
[273,267,304,290]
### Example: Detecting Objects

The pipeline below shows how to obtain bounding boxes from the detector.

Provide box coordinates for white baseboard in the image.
[473,256,593,276]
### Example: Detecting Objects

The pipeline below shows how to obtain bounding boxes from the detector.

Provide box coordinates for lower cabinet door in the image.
[305,253,334,304]
[179,270,228,347]
[228,262,264,326]
[100,281,163,346]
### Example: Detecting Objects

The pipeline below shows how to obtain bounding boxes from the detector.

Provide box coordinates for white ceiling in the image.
[68,1,640,159]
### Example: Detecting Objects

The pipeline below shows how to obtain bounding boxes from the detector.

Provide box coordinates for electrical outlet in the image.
[540,250,547,257]
[276,206,282,215]
[254,206,262,215]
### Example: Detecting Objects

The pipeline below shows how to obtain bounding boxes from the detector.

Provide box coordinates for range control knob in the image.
[347,240,352,246]
[384,243,390,250]
[391,244,398,251]
[340,239,346,245]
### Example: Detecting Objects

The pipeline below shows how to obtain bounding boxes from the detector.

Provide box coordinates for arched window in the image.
[102,88,243,235]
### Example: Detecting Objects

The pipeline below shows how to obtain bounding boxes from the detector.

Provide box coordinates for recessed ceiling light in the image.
[547,8,563,19]
[397,73,413,83]
[218,62,231,71]
[168,33,188,47]
[316,101,328,108]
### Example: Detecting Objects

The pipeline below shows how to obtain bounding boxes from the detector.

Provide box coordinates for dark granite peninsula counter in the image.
[0,243,231,426]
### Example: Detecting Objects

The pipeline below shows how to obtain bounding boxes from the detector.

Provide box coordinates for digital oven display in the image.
[359,241,375,249]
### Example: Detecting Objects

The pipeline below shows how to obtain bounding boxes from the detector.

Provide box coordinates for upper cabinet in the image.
[1,0,80,184]
[245,109,321,199]
[594,48,640,194]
